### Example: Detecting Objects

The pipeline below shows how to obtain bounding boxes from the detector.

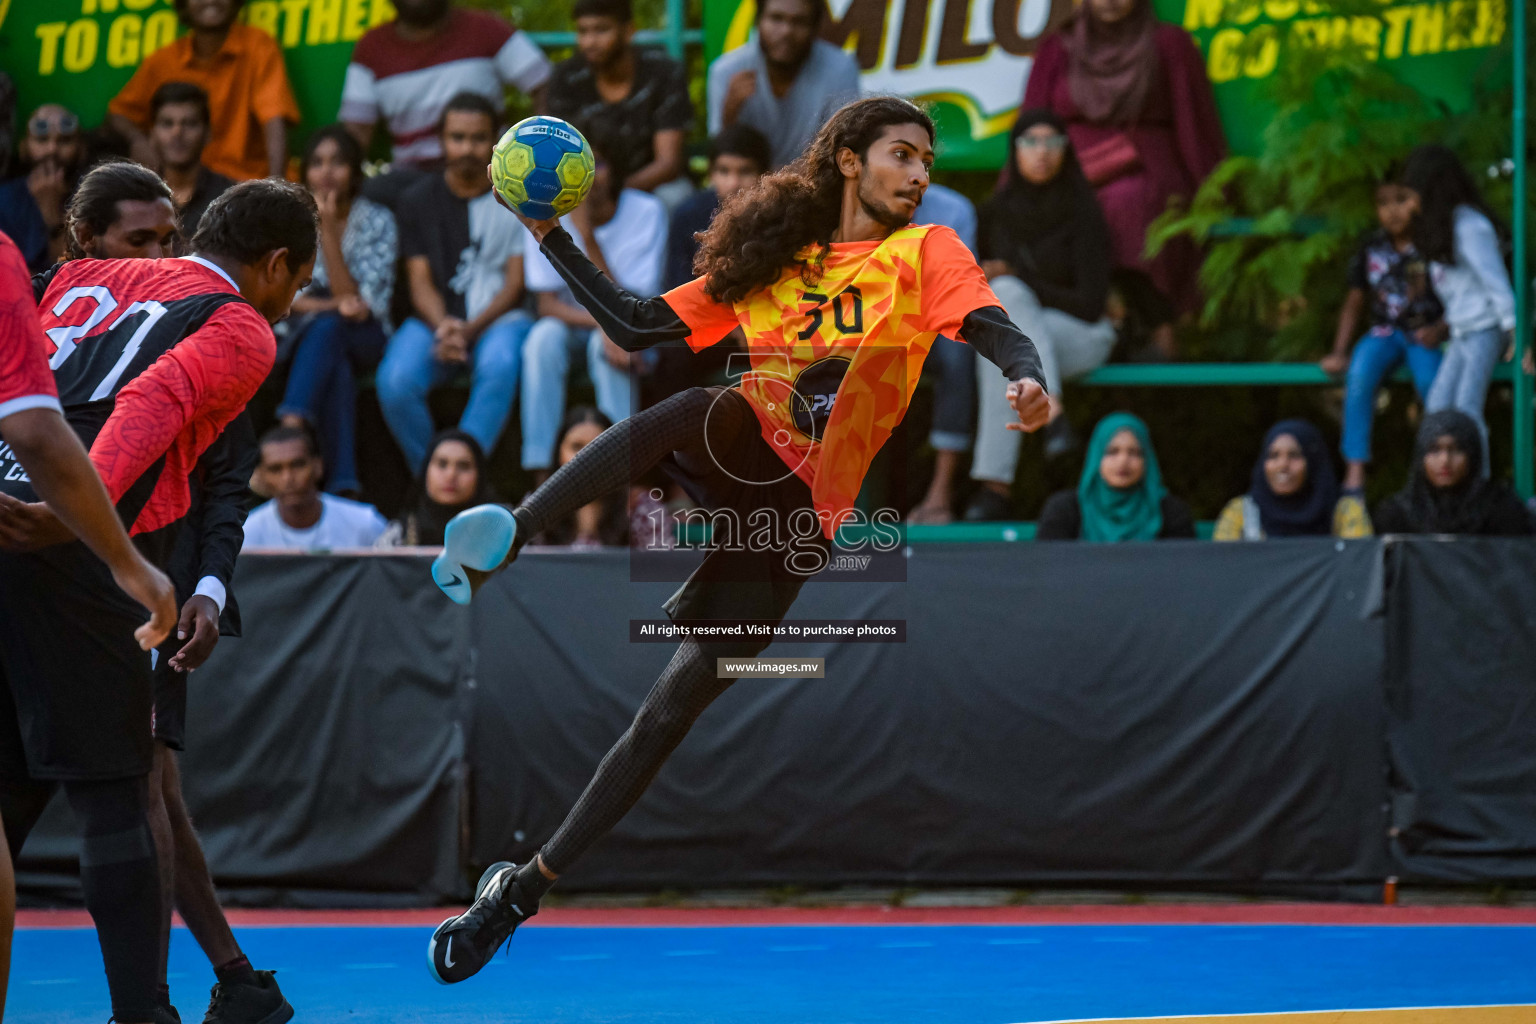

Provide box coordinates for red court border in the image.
[17,904,1536,929]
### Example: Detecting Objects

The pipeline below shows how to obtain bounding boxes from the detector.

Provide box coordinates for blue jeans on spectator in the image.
[927,334,976,452]
[277,312,388,494]
[1340,326,1443,465]
[520,317,635,470]
[1427,325,1504,474]
[376,312,533,473]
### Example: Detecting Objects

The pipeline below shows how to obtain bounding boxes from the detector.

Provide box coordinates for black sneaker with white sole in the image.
[201,970,293,1024]
[427,861,539,984]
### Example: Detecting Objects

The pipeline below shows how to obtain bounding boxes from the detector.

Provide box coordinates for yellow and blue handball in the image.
[491,116,596,221]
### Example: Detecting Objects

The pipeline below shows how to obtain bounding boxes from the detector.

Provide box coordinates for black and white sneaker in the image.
[427,861,539,984]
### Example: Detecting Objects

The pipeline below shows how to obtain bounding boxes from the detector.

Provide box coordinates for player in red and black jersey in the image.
[0,180,315,1024]
[9,161,291,1024]
[0,230,177,1023]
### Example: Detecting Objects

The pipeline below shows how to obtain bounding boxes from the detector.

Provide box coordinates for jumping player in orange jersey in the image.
[427,96,1050,984]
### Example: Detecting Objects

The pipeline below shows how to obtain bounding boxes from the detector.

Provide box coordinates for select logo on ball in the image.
[491,115,596,222]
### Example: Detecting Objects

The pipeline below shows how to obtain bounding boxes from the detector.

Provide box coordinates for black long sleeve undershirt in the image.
[537,226,1047,393]
[537,227,691,351]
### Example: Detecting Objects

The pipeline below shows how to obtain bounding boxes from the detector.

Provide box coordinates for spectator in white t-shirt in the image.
[519,155,666,479]
[242,426,388,551]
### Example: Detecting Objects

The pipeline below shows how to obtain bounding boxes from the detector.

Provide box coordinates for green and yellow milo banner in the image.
[0,0,398,150]
[706,0,1511,167]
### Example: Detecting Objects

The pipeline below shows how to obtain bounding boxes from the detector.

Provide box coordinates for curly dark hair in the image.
[693,96,934,304]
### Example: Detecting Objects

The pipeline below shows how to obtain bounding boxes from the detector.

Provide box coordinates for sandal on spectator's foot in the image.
[432,505,518,606]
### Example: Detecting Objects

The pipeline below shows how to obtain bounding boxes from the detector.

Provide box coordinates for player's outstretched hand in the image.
[112,553,177,651]
[169,594,220,672]
[1005,378,1050,433]
[487,164,562,243]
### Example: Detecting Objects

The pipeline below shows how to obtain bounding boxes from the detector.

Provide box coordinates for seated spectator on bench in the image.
[1019,0,1225,350]
[531,407,630,547]
[908,182,980,525]
[1372,410,1532,536]
[665,126,770,291]
[109,0,298,181]
[1404,145,1516,474]
[277,126,398,497]
[242,426,389,550]
[707,0,860,170]
[377,429,490,547]
[968,111,1115,520]
[1213,420,1372,541]
[1036,412,1195,541]
[520,154,665,480]
[650,126,769,406]
[0,104,87,271]
[549,0,695,210]
[377,93,533,474]
[1320,167,1446,494]
[148,82,234,239]
[341,0,551,207]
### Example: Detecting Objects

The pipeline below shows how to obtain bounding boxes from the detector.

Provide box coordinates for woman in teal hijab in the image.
[1036,413,1196,541]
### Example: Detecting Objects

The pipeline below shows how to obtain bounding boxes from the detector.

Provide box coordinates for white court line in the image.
[1009,1003,1536,1024]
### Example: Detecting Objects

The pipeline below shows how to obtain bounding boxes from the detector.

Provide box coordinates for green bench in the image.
[1077,361,1517,387]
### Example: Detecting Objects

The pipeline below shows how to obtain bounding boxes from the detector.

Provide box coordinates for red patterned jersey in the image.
[664,225,998,536]
[0,231,59,422]
[1,255,275,538]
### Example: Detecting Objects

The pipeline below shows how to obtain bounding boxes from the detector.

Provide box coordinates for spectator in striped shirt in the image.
[340,0,551,208]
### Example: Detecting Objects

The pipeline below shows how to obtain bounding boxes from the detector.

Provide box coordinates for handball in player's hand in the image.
[490,116,595,222]
[1006,378,1050,433]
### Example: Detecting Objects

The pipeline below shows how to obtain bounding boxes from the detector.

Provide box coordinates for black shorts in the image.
[0,543,155,781]
[152,643,187,751]
[658,387,829,657]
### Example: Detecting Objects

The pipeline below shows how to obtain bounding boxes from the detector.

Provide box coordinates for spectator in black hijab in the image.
[1373,410,1532,536]
[377,429,492,547]
[967,109,1116,519]
[1214,419,1372,540]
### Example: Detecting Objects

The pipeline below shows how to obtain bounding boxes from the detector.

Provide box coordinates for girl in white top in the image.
[1402,145,1516,471]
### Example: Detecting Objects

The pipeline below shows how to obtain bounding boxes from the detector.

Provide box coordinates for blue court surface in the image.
[10,919,1536,1023]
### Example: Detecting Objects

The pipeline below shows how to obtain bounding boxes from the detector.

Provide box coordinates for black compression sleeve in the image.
[960,305,1047,392]
[538,226,691,352]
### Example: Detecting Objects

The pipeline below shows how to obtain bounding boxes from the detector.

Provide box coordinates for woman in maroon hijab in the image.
[1022,0,1225,339]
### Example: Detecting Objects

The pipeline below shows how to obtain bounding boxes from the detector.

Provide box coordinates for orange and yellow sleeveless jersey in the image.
[663,224,1000,538]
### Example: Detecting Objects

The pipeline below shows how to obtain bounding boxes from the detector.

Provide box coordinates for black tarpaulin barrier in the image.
[1384,538,1536,881]
[17,555,469,904]
[15,539,1534,902]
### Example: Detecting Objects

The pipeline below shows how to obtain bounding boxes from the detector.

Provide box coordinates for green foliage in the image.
[1147,0,1527,361]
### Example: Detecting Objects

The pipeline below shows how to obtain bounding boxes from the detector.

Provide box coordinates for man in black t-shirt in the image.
[376,92,532,473]
[547,0,694,207]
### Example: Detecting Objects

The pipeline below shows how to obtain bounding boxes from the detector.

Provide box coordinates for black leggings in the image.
[4,776,162,1022]
[517,385,750,542]
[516,387,758,875]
